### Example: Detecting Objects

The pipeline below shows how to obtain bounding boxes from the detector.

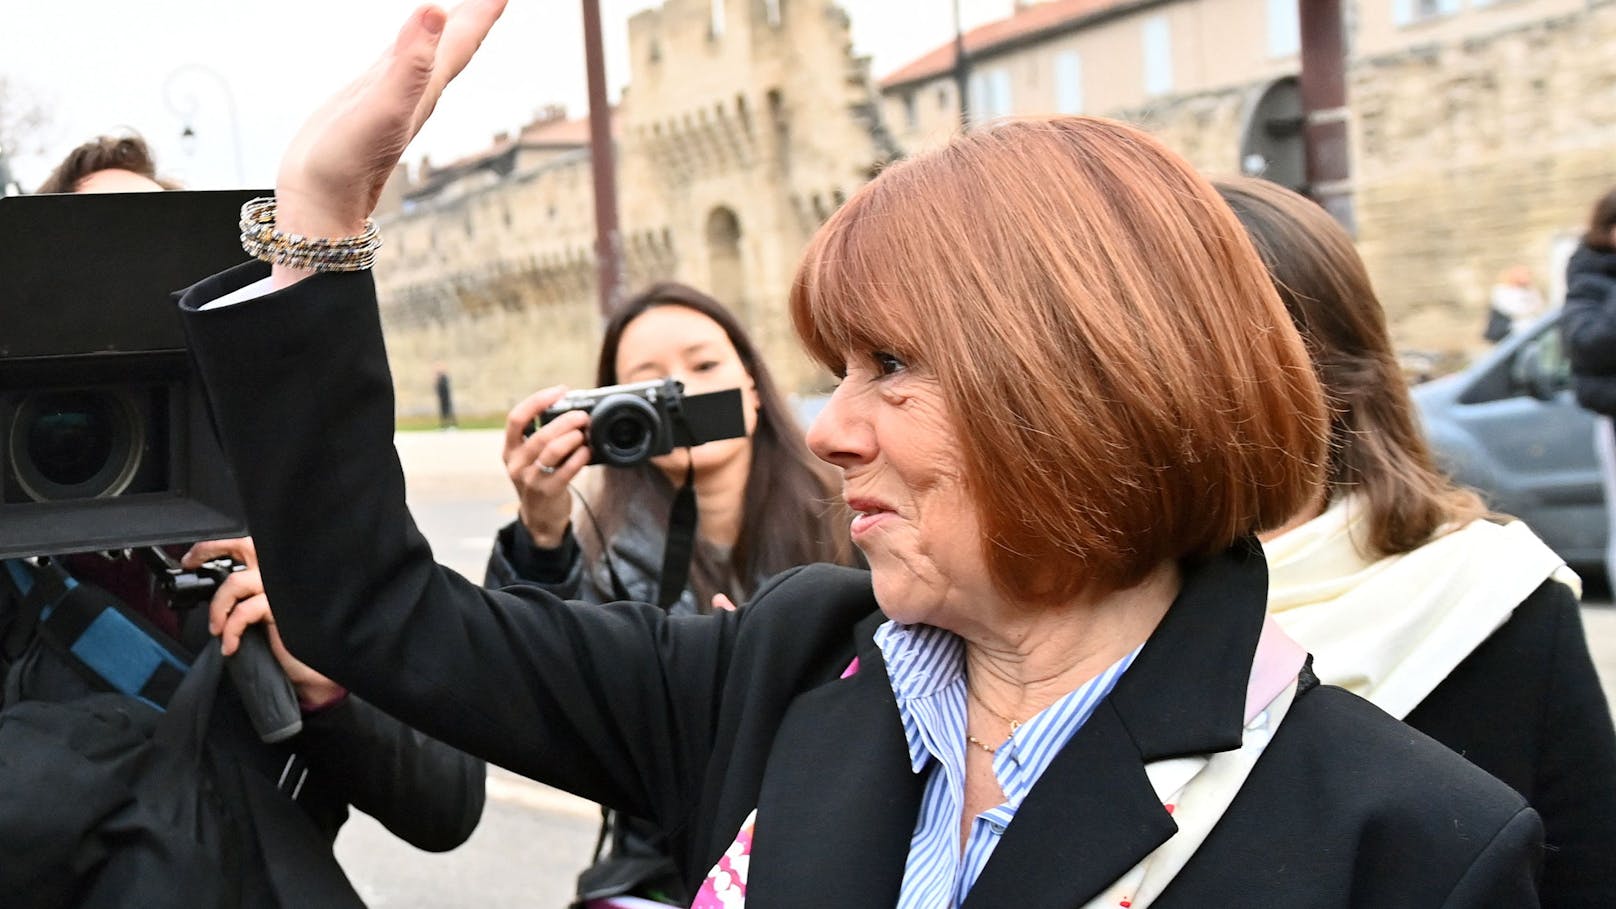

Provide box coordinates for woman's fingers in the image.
[522,438,592,489]
[182,537,258,570]
[217,593,271,657]
[514,420,589,478]
[504,385,571,456]
[713,594,738,612]
[388,5,449,126]
[207,568,265,637]
[411,0,510,134]
[272,0,507,269]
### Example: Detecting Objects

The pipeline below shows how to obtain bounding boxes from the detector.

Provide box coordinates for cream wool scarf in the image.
[1264,496,1578,721]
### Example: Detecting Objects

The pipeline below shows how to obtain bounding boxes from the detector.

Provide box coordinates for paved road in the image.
[335,428,1616,907]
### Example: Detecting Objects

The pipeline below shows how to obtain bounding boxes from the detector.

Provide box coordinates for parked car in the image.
[1412,309,1607,580]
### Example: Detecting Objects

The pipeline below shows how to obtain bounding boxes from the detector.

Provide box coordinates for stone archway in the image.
[1238,76,1306,194]
[706,206,745,309]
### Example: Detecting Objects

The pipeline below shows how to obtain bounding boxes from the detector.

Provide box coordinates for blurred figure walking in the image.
[434,365,457,429]
[1486,264,1547,342]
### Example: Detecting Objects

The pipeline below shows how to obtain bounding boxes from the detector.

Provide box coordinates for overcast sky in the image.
[1,0,1015,190]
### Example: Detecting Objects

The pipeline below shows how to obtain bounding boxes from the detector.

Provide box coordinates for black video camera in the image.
[0,190,264,560]
[536,378,747,468]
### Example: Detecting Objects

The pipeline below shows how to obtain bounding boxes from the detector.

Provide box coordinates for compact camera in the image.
[537,378,747,468]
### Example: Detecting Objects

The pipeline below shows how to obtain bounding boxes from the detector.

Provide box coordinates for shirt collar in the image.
[874,619,1138,803]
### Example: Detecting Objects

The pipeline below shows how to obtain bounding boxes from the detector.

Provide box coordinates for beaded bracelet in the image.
[239,197,382,272]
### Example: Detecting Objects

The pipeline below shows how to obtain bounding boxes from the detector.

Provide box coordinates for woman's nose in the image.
[807,382,872,469]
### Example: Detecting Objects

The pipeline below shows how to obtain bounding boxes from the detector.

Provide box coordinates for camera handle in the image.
[227,625,304,743]
[139,547,303,743]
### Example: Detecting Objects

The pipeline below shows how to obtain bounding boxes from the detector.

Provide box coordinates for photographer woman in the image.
[178,4,1542,904]
[486,283,854,904]
[487,282,854,616]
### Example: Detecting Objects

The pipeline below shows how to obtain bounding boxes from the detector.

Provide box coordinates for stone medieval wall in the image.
[376,0,894,419]
[377,0,1616,419]
[1350,2,1616,355]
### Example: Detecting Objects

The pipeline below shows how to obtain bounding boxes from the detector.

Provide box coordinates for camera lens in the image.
[8,390,145,502]
[589,394,661,467]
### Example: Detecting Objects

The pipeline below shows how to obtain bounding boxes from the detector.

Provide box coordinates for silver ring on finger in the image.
[538,462,558,476]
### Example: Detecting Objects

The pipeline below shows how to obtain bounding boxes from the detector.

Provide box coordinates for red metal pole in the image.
[1297,0,1353,233]
[582,0,624,317]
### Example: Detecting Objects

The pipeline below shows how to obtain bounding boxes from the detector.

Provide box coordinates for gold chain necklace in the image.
[965,684,1024,755]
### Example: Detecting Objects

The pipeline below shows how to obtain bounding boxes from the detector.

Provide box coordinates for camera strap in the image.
[1,557,190,710]
[654,461,698,611]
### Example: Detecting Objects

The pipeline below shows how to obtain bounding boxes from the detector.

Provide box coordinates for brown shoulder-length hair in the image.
[791,116,1328,605]
[588,282,853,609]
[1584,187,1616,251]
[35,133,182,195]
[1215,177,1487,557]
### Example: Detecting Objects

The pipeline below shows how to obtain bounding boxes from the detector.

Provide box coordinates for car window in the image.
[1507,322,1572,397]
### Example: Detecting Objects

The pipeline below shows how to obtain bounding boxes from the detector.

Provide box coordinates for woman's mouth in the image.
[846,499,894,538]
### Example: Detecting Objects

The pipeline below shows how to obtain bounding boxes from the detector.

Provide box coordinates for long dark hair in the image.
[585,282,852,609]
[1584,187,1616,251]
[1215,177,1486,558]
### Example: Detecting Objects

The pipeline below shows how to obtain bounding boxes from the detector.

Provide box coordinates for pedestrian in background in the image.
[1563,188,1616,600]
[1485,264,1548,342]
[1220,175,1616,908]
[434,365,457,429]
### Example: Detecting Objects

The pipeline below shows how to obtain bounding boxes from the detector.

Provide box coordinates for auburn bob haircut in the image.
[791,116,1328,604]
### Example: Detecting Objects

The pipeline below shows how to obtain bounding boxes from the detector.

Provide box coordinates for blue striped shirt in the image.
[874,620,1138,908]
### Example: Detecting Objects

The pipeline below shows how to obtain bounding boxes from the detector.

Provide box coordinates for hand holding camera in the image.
[502,380,749,550]
[182,540,345,722]
[503,386,591,550]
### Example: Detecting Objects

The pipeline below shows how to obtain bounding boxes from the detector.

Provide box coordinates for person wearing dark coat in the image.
[1218,176,1616,908]
[0,541,487,908]
[176,4,1544,904]
[1562,186,1616,591]
[4,132,487,907]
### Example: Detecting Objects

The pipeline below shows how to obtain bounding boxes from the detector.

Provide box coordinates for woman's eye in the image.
[872,352,907,377]
[693,360,721,373]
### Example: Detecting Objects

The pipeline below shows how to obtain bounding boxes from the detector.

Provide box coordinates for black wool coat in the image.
[180,264,1543,907]
[1407,580,1616,909]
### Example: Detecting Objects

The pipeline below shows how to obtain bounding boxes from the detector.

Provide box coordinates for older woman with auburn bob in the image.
[1217,175,1616,908]
[175,4,1541,905]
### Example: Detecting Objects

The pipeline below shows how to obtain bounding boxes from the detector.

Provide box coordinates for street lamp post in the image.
[582,0,625,319]
[952,0,970,130]
[163,63,246,186]
[1297,0,1354,233]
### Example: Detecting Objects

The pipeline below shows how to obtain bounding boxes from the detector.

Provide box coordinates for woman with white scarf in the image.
[1218,176,1616,908]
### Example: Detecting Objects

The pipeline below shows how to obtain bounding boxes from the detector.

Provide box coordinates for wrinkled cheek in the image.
[866,536,945,618]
